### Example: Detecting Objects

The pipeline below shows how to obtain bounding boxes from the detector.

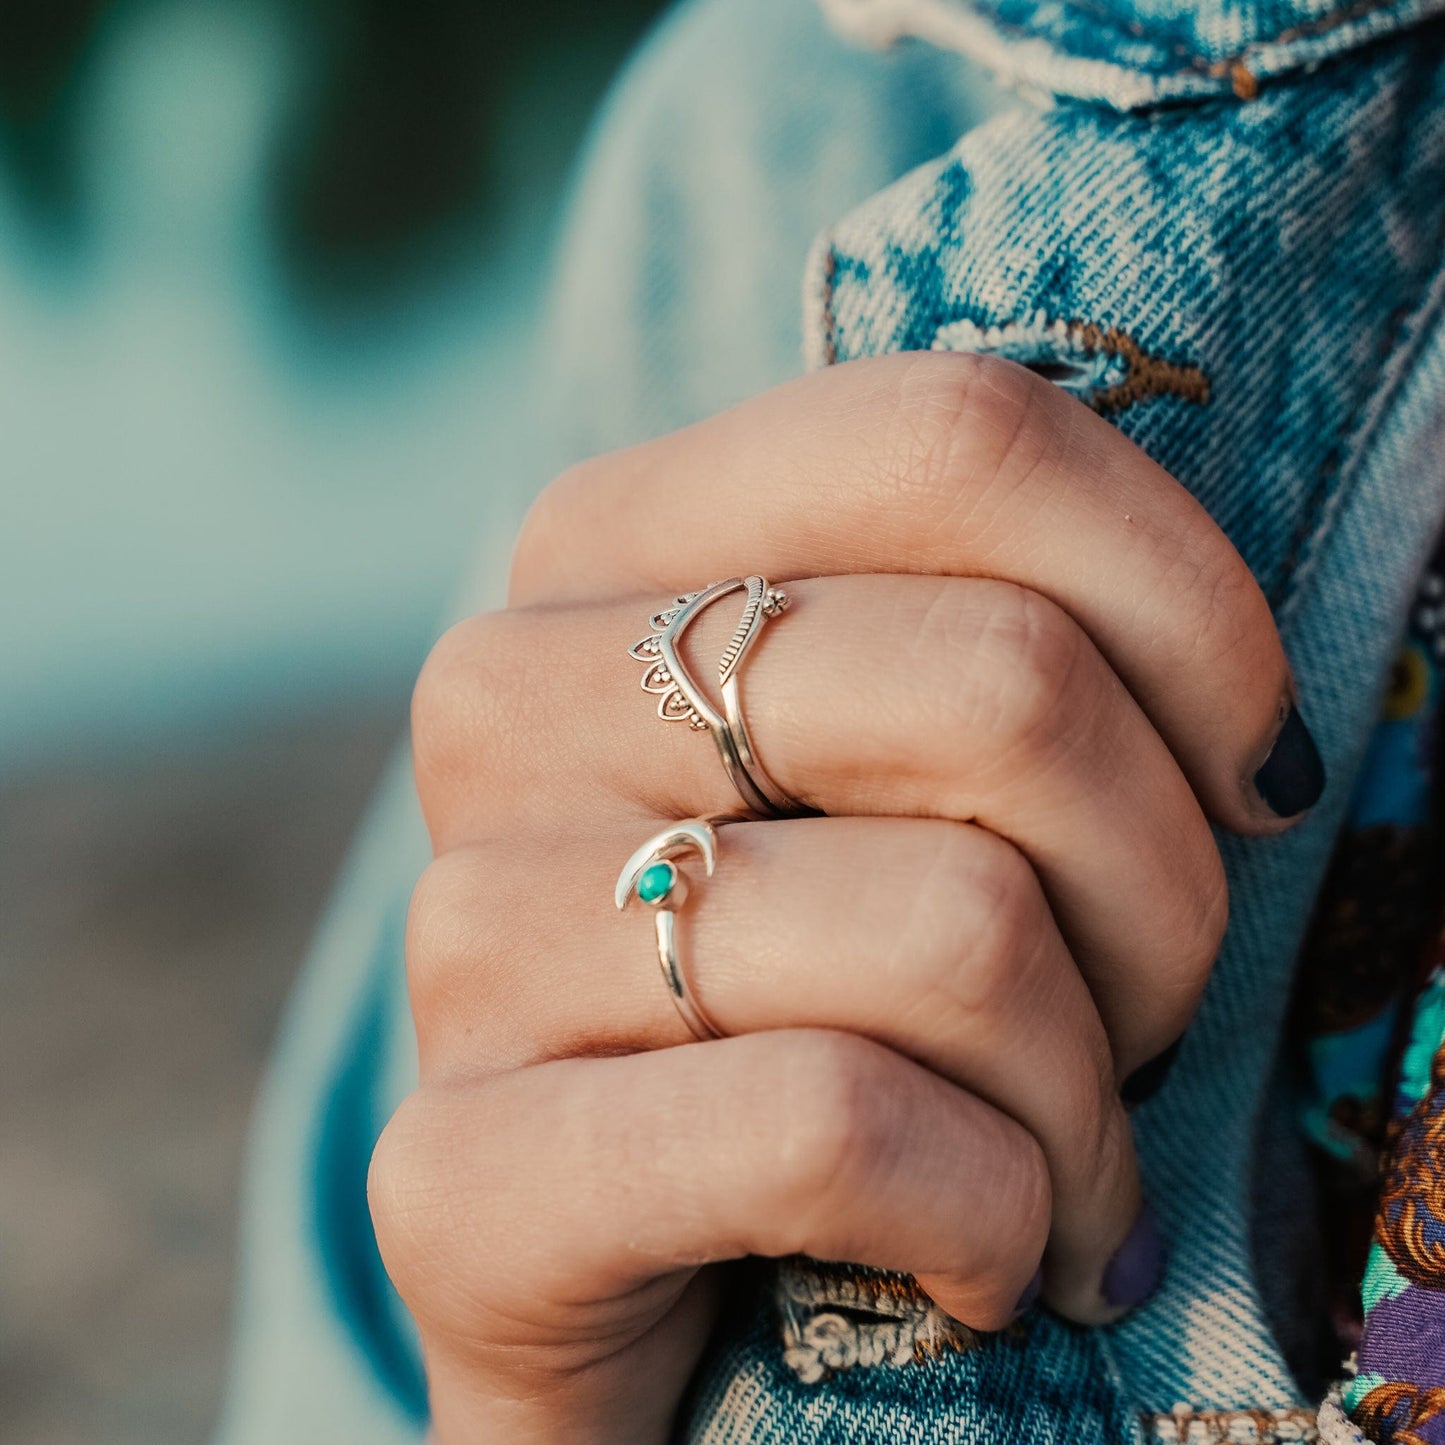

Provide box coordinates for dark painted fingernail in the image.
[1121,1038,1183,1107]
[1011,1268,1043,1319]
[1252,706,1325,818]
[1102,1203,1166,1312]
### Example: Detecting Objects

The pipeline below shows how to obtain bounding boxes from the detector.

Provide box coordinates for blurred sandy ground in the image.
[0,2,659,1439]
[1,712,399,1444]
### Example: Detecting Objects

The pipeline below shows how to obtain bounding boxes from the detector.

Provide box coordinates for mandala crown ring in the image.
[628,576,804,818]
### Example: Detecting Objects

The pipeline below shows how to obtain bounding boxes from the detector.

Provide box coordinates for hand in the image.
[370,352,1322,1443]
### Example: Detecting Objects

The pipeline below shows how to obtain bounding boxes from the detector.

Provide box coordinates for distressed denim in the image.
[684,5,1445,1442]
[216,1,1445,1442]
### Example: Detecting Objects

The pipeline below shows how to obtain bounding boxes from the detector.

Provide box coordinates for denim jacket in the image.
[215,2,1445,1442]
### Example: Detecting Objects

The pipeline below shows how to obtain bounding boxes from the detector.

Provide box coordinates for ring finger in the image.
[410,814,1147,1321]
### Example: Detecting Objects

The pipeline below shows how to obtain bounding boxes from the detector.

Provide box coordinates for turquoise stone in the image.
[637,861,676,904]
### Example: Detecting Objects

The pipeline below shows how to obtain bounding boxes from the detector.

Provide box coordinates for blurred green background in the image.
[0,2,661,1440]
[2,0,664,765]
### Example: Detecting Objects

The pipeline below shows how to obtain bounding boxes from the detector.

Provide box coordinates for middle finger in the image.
[415,573,1227,1066]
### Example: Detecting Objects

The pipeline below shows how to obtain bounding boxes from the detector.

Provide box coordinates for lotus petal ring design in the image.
[630,576,806,818]
[616,818,725,1042]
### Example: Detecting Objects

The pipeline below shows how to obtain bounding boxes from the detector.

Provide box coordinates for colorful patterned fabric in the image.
[1293,531,1445,1440]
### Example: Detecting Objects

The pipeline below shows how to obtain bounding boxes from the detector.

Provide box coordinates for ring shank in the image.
[655,908,723,1040]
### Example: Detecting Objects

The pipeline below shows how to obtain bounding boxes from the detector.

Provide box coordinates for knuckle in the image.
[854,352,1059,548]
[368,1095,447,1294]
[769,1033,900,1212]
[1121,832,1225,1057]
[369,1086,510,1332]
[890,827,1046,1027]
[411,618,478,782]
[406,851,500,1018]
[948,830,1050,991]
[411,610,531,800]
[985,588,1090,742]
[958,1132,1052,1329]
[508,458,605,604]
[884,354,1057,543]
[936,584,1089,766]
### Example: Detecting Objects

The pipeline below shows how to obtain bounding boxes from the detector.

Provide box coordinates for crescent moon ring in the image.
[615,818,725,1041]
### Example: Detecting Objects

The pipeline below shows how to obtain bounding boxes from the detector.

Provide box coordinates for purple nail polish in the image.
[1012,1268,1043,1318]
[1102,1204,1166,1312]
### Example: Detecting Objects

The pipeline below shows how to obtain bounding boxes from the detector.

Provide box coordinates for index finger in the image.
[510,351,1324,832]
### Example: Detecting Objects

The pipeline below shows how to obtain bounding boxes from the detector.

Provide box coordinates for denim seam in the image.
[955,0,1216,79]
[825,0,1445,102]
[974,0,1401,87]
[1211,0,1405,96]
[1276,243,1445,623]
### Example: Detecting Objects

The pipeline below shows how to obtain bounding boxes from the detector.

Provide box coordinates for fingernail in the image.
[1121,1038,1183,1107]
[1251,705,1325,818]
[1011,1268,1043,1319]
[1102,1203,1166,1312]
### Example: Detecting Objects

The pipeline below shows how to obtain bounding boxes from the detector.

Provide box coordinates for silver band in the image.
[630,576,806,819]
[615,818,727,1042]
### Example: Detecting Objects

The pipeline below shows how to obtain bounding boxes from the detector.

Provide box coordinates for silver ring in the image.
[615,818,727,1041]
[630,576,806,818]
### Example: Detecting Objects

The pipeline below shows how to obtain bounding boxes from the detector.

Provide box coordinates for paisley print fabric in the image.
[1294,530,1445,1439]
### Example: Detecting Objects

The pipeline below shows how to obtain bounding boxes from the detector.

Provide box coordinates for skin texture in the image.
[370,352,1313,1444]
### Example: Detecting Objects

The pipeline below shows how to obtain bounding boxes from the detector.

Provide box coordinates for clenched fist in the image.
[369,352,1323,1443]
